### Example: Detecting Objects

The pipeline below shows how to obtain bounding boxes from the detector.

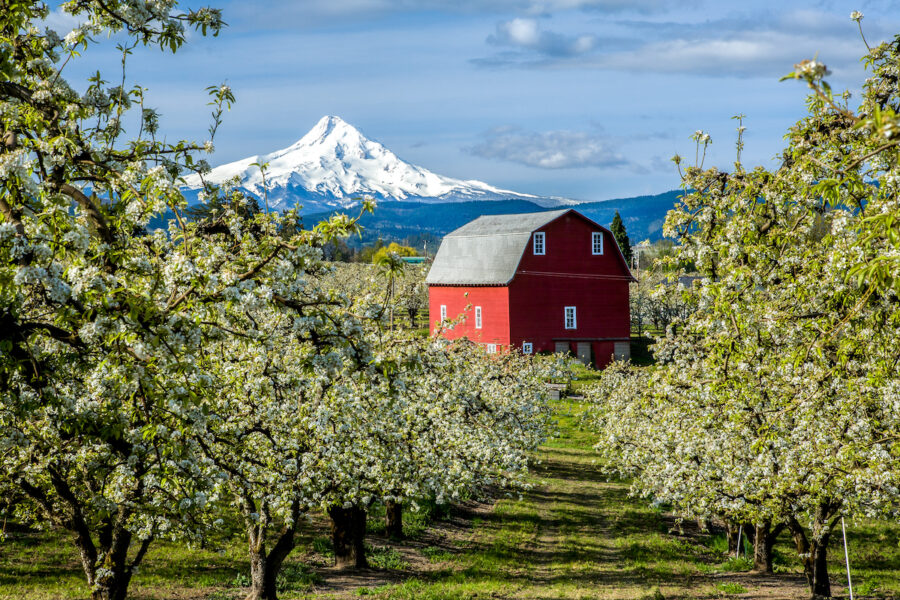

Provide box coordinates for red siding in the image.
[508,275,629,353]
[429,286,510,346]
[508,212,630,356]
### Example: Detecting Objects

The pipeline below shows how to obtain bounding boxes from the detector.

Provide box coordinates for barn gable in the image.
[426,209,633,286]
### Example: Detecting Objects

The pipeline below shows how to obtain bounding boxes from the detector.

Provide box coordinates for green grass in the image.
[4,397,900,599]
[716,582,748,595]
[367,545,409,570]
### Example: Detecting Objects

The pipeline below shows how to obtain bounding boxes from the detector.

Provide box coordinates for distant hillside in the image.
[148,190,682,248]
[305,190,683,248]
[576,190,682,242]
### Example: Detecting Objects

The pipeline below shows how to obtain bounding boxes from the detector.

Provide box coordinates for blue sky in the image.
[49,0,900,201]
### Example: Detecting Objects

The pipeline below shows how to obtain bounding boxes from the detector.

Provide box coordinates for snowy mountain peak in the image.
[301,115,355,143]
[183,116,575,214]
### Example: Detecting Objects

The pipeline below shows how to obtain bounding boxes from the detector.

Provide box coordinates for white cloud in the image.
[475,9,893,77]
[39,8,81,34]
[594,31,866,78]
[467,126,631,169]
[488,18,597,56]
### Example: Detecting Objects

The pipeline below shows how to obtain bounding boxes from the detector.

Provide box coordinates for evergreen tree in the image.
[610,211,632,263]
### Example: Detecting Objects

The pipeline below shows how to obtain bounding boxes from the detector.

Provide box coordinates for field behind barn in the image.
[4,397,899,600]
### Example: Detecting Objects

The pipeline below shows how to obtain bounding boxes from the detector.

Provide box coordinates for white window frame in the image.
[533,232,545,255]
[564,306,577,330]
[440,304,447,321]
[592,231,604,255]
[474,306,482,329]
[522,342,533,355]
[486,343,497,354]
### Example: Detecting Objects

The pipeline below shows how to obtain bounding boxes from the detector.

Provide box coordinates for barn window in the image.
[440,304,447,321]
[486,343,497,354]
[523,342,533,354]
[533,232,545,255]
[475,306,482,329]
[564,306,577,329]
[592,232,604,255]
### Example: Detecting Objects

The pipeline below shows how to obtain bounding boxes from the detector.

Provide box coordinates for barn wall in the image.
[508,276,630,353]
[428,285,511,346]
[516,212,631,279]
[508,213,631,358]
[593,341,617,368]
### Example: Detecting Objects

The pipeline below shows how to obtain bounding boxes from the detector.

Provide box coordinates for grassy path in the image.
[368,400,811,600]
[4,399,899,599]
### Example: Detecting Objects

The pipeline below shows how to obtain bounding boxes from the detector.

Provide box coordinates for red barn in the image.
[426,209,634,368]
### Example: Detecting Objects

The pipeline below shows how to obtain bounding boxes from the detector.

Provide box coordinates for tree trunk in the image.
[752,521,782,573]
[89,573,132,600]
[247,545,268,600]
[385,500,403,540]
[245,504,300,600]
[788,517,832,599]
[329,505,368,569]
[71,514,141,600]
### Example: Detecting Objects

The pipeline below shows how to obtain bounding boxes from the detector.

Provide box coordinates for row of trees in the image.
[319,261,429,328]
[0,4,557,600]
[587,28,900,599]
[321,237,425,263]
[629,272,694,335]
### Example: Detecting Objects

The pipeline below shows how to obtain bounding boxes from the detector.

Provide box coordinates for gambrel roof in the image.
[426,210,568,286]
[426,208,639,286]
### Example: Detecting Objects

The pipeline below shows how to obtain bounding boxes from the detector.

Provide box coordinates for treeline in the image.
[585,36,900,600]
[320,237,425,263]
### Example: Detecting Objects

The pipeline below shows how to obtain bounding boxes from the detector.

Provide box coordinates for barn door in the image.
[613,341,631,362]
[576,342,592,366]
[554,342,570,356]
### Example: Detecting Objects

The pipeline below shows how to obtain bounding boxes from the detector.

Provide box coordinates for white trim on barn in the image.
[533,232,545,255]
[592,231,604,255]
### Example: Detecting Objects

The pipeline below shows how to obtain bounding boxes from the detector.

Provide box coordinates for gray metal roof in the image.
[426,210,570,285]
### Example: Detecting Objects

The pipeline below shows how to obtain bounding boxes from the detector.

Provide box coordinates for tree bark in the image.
[385,500,403,540]
[751,521,782,573]
[329,505,368,569]
[245,503,300,600]
[788,516,832,599]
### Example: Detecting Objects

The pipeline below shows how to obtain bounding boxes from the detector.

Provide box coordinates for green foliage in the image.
[275,563,322,592]
[371,242,418,264]
[587,28,900,600]
[610,210,632,263]
[366,545,409,570]
[420,546,454,562]
[312,536,334,557]
[715,582,748,595]
[719,557,753,572]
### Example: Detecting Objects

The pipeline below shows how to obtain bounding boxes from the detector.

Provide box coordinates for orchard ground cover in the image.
[4,397,899,600]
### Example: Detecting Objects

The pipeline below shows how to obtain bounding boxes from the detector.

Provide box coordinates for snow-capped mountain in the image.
[182,116,576,214]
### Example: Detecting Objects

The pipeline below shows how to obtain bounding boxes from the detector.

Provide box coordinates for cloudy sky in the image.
[53,0,899,202]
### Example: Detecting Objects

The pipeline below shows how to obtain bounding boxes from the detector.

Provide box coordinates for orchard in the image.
[588,19,900,600]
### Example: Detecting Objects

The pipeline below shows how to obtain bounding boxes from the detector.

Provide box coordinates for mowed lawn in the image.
[4,399,900,599]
